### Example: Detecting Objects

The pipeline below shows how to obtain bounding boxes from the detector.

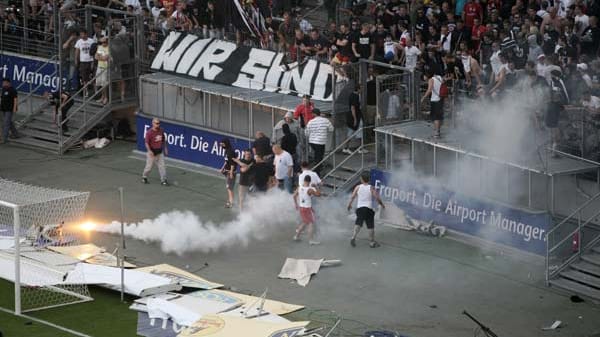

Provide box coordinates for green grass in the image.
[0,279,138,337]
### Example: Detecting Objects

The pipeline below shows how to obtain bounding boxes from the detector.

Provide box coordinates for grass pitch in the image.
[0,279,137,337]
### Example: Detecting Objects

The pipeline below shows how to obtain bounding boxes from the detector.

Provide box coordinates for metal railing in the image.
[545,191,600,284]
[0,23,58,59]
[312,126,375,195]
[14,55,59,121]
[57,67,110,153]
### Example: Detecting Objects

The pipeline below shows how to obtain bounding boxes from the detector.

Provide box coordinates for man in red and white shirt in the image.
[142,118,169,185]
[471,18,487,52]
[462,0,482,28]
[294,94,315,128]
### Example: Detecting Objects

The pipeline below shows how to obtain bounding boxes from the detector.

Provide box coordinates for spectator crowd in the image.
[2,0,600,158]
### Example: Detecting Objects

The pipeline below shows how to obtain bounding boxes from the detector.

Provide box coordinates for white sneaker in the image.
[342,148,352,155]
[293,233,300,241]
[358,148,369,154]
[309,240,321,245]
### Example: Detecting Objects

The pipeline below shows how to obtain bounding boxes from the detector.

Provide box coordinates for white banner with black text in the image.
[151,32,335,101]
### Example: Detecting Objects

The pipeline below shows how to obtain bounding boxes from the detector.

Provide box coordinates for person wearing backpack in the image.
[421,69,448,138]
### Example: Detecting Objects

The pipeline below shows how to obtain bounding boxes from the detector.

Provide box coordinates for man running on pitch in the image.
[347,172,385,248]
[293,175,321,245]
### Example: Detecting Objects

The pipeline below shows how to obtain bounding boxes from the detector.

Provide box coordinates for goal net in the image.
[0,178,92,313]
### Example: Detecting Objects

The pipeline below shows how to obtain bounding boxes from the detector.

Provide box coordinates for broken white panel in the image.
[65,263,181,296]
[0,251,66,286]
[85,252,136,268]
[278,258,324,287]
[220,307,291,323]
[145,294,239,327]
[20,249,81,268]
[48,243,105,261]
[187,290,304,315]
[0,237,24,250]
[136,264,222,289]
[130,293,182,312]
[178,314,309,337]
[135,293,182,305]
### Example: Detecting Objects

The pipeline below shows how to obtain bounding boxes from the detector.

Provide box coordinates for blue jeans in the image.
[2,110,18,142]
[278,176,293,194]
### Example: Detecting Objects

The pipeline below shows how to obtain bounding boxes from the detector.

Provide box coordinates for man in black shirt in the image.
[46,89,74,133]
[251,155,275,192]
[373,23,389,61]
[343,84,364,154]
[352,23,375,60]
[306,29,329,62]
[332,23,353,64]
[581,16,600,57]
[1,78,19,143]
[252,131,273,160]
[234,149,255,210]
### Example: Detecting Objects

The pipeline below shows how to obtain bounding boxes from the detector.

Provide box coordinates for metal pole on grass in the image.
[14,205,21,315]
[119,187,125,302]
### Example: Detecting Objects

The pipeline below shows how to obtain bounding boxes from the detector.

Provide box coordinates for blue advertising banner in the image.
[0,52,62,95]
[136,115,252,170]
[371,169,552,255]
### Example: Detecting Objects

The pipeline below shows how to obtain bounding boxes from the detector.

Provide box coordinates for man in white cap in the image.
[536,54,547,78]
[577,63,593,89]
[273,110,302,160]
[273,111,300,144]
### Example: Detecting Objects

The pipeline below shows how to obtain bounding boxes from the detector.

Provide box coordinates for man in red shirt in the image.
[294,94,314,128]
[462,0,482,28]
[471,18,487,52]
[142,118,169,185]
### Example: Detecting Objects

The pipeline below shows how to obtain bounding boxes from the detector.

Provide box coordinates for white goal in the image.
[0,178,92,314]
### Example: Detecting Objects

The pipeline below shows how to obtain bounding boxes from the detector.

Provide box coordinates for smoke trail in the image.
[94,189,352,255]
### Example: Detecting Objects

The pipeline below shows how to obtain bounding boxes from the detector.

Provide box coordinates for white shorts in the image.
[96,67,109,87]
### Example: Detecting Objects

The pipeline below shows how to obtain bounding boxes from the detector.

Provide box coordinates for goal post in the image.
[0,201,22,314]
[0,179,93,314]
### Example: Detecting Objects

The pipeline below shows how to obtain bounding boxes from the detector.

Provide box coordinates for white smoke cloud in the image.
[94,189,352,255]
[462,76,550,162]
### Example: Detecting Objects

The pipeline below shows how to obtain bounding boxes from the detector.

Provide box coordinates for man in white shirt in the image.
[582,91,600,114]
[125,0,141,13]
[574,5,589,35]
[577,63,593,89]
[273,144,294,193]
[489,42,502,84]
[74,30,95,97]
[298,161,321,187]
[151,2,165,23]
[439,25,452,53]
[305,108,334,175]
[403,37,421,71]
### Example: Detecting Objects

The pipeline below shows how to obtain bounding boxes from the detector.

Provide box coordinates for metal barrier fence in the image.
[58,6,142,98]
[0,24,57,59]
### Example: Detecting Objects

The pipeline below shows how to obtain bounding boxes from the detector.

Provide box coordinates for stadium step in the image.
[593,246,600,254]
[549,277,600,300]
[10,135,59,151]
[560,269,600,289]
[582,253,600,266]
[14,96,135,154]
[571,260,600,277]
[329,169,357,181]
[19,128,61,142]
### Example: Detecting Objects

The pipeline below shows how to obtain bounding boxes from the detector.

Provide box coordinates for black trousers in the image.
[310,143,325,174]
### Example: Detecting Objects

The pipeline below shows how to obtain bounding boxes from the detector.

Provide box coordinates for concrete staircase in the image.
[13,96,136,154]
[315,139,376,198]
[546,193,600,301]
[549,245,600,300]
